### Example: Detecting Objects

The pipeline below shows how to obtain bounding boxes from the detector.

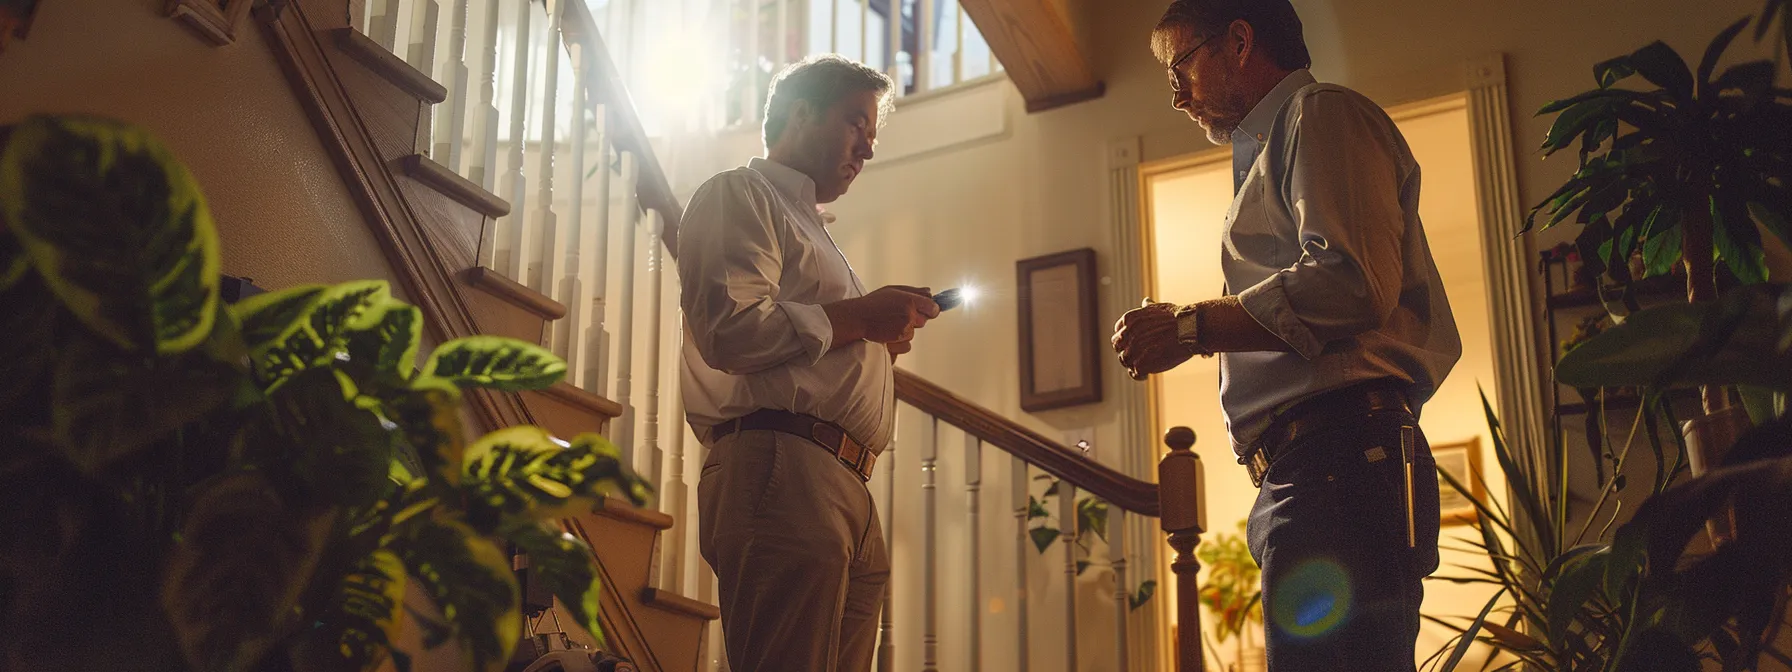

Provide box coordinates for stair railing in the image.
[346,2,1210,669]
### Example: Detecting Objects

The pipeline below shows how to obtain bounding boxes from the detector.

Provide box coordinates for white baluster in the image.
[1058,481,1078,671]
[915,0,931,92]
[859,0,868,63]
[406,0,441,74]
[741,0,760,123]
[370,0,401,50]
[953,3,964,85]
[1012,457,1030,672]
[828,0,837,52]
[660,325,690,592]
[876,418,898,672]
[472,0,503,194]
[640,210,666,492]
[1110,508,1130,672]
[497,0,534,280]
[965,432,982,671]
[885,0,899,89]
[611,152,641,460]
[555,46,589,370]
[581,110,613,393]
[433,0,471,168]
[530,0,565,292]
[922,417,939,671]
[775,0,788,70]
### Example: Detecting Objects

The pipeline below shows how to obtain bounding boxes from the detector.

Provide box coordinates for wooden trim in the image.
[536,380,623,419]
[1023,81,1106,114]
[331,27,449,103]
[402,154,509,217]
[640,588,721,621]
[590,496,674,530]
[1016,248,1102,412]
[166,0,253,46]
[894,368,1160,516]
[464,266,567,319]
[257,0,531,432]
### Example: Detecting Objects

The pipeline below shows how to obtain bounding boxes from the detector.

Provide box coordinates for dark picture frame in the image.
[1017,248,1102,412]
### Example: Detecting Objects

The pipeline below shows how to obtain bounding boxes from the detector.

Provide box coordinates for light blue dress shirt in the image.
[1219,70,1462,455]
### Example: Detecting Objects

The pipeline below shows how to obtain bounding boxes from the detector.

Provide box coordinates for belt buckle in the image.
[1247,449,1270,488]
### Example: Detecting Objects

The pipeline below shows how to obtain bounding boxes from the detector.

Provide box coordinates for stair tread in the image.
[591,496,674,530]
[403,154,510,217]
[640,587,721,621]
[330,28,448,103]
[464,266,567,319]
[531,381,624,419]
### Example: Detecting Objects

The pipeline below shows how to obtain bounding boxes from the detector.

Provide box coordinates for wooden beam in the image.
[958,0,1102,113]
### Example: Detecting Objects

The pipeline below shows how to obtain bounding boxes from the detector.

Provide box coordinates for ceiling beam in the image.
[959,0,1104,113]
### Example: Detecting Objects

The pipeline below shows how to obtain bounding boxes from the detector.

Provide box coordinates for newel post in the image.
[1158,426,1206,672]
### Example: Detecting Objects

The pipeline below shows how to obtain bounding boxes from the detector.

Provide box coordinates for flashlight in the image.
[933,287,976,312]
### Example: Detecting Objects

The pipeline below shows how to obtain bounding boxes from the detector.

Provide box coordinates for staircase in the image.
[162,0,1218,668]
[252,0,715,668]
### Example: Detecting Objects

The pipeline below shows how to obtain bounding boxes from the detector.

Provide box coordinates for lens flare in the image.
[1270,558,1353,640]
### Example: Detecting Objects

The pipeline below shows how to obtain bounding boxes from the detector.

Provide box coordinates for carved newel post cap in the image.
[1164,426,1196,452]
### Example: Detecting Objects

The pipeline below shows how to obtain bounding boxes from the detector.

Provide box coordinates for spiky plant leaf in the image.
[231,284,327,351]
[0,115,220,354]
[378,378,466,485]
[344,303,422,379]
[1029,526,1061,553]
[424,336,566,391]
[253,281,392,389]
[249,368,399,507]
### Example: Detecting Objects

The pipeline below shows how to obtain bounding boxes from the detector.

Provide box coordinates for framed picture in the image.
[1017,248,1101,412]
[1433,437,1485,526]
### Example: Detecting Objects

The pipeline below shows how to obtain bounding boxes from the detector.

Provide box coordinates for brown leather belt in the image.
[711,409,877,482]
[1242,381,1413,488]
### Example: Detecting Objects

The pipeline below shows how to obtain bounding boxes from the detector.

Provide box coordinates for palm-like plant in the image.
[1525,13,1792,414]
[0,114,648,672]
[1425,283,1792,671]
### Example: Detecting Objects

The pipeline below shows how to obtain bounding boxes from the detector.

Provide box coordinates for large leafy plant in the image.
[1525,9,1791,414]
[0,115,648,672]
[1028,477,1157,611]
[1424,284,1792,671]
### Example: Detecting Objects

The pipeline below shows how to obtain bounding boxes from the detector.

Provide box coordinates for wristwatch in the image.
[1174,303,1214,358]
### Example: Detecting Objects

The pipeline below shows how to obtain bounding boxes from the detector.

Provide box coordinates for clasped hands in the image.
[1111,299,1193,380]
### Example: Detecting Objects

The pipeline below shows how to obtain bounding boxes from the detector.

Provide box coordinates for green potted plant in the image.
[1425,283,1791,670]
[1524,9,1792,472]
[0,114,648,672]
[1196,521,1263,672]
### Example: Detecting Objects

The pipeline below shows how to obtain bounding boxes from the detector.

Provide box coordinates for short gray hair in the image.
[762,54,895,149]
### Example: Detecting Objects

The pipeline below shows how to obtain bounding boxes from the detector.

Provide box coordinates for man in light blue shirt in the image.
[1112,1,1461,669]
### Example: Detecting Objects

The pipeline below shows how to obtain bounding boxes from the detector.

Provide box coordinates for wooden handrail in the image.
[893,368,1160,516]
[558,0,682,252]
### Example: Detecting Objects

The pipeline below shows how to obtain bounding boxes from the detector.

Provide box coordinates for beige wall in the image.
[0,0,405,295]
[662,0,1772,669]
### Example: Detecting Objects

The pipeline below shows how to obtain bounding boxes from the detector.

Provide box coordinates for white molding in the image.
[1103,134,1163,671]
[1463,53,1548,480]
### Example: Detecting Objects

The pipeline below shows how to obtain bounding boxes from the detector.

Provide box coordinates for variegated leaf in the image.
[397,519,521,672]
[507,522,606,644]
[0,115,220,354]
[423,336,565,391]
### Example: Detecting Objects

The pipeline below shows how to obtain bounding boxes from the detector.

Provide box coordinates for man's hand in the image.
[1111,300,1192,380]
[825,285,941,350]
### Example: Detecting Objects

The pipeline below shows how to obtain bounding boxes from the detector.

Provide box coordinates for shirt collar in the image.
[1232,69,1317,146]
[749,157,819,207]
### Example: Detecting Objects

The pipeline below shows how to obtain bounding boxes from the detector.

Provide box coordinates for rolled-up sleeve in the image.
[1237,91,1407,360]
[677,172,833,375]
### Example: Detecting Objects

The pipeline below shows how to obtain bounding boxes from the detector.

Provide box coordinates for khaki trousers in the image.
[697,429,890,672]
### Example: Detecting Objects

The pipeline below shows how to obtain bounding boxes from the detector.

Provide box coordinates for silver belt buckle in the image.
[1247,449,1270,487]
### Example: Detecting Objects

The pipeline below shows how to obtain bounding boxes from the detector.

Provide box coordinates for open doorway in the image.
[1139,93,1513,669]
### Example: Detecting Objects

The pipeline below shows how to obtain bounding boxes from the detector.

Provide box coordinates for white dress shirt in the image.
[678,157,895,453]
[1219,69,1462,454]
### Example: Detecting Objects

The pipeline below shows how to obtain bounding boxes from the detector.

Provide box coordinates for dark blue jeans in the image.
[1247,410,1441,672]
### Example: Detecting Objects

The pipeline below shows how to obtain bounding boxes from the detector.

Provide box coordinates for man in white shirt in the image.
[681,54,940,671]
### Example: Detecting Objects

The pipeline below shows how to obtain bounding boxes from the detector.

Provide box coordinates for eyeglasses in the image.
[1166,33,1220,93]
